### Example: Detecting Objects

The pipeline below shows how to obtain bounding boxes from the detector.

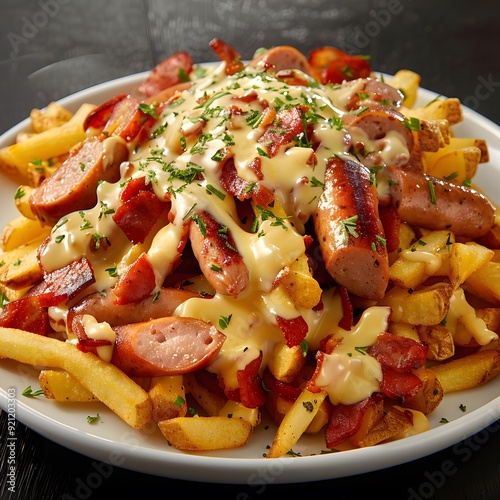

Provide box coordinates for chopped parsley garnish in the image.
[87,413,100,424]
[22,386,44,398]
[219,314,232,330]
[340,215,359,243]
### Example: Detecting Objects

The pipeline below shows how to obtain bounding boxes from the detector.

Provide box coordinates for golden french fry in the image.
[1,214,51,251]
[378,283,453,326]
[0,327,152,428]
[158,415,253,451]
[417,325,455,361]
[357,406,413,447]
[432,349,500,393]
[407,97,463,125]
[424,147,481,183]
[0,103,95,182]
[402,367,444,415]
[464,260,500,306]
[39,369,98,402]
[449,242,494,289]
[387,69,421,108]
[267,389,327,458]
[183,372,227,416]
[349,398,384,447]
[218,400,261,427]
[268,340,306,384]
[148,375,187,423]
[30,102,73,133]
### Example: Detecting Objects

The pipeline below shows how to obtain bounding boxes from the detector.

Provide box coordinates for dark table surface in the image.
[1,1,500,499]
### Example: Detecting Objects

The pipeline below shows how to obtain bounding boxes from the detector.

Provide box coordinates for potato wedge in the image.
[387,69,421,108]
[268,340,306,384]
[357,406,413,447]
[158,416,253,451]
[0,327,152,428]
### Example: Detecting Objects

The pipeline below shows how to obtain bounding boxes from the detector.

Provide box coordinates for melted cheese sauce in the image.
[38,61,412,406]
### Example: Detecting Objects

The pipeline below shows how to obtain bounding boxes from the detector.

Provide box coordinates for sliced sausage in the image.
[189,210,249,297]
[111,316,226,377]
[68,287,200,327]
[343,106,414,155]
[313,156,389,300]
[249,46,312,76]
[386,165,495,238]
[29,136,128,225]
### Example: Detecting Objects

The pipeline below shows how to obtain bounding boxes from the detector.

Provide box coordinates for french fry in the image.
[39,369,97,402]
[402,367,444,415]
[378,283,453,326]
[407,97,463,125]
[424,147,481,183]
[267,341,306,383]
[158,416,253,451]
[463,260,500,306]
[357,406,413,447]
[449,242,494,289]
[218,400,261,427]
[387,69,421,108]
[148,375,187,423]
[0,327,152,428]
[30,102,73,133]
[0,103,95,182]
[1,214,51,251]
[417,325,455,361]
[431,349,500,393]
[349,398,384,447]
[267,389,327,458]
[183,372,227,416]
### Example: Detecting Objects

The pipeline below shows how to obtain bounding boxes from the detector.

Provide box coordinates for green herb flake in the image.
[22,386,44,398]
[87,413,100,424]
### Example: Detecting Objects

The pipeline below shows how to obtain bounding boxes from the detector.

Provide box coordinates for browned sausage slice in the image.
[249,46,312,75]
[68,287,200,327]
[386,165,495,238]
[29,136,128,225]
[189,210,249,297]
[313,156,389,300]
[111,316,226,377]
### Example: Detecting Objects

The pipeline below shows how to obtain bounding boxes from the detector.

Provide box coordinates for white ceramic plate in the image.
[1,69,500,484]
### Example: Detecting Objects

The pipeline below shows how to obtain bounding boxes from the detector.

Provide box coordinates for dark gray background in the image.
[1,1,500,499]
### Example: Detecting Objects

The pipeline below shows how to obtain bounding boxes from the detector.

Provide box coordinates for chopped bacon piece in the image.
[262,370,302,402]
[113,252,156,305]
[367,333,428,372]
[0,295,52,336]
[35,257,96,307]
[84,94,127,132]
[72,314,112,353]
[378,205,401,254]
[137,51,193,98]
[275,314,308,347]
[113,178,168,244]
[209,38,244,75]
[220,158,274,207]
[324,393,383,448]
[379,365,423,402]
[337,285,353,330]
[221,352,267,408]
[258,106,309,157]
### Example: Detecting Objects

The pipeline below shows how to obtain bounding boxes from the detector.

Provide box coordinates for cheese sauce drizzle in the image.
[39,61,411,406]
